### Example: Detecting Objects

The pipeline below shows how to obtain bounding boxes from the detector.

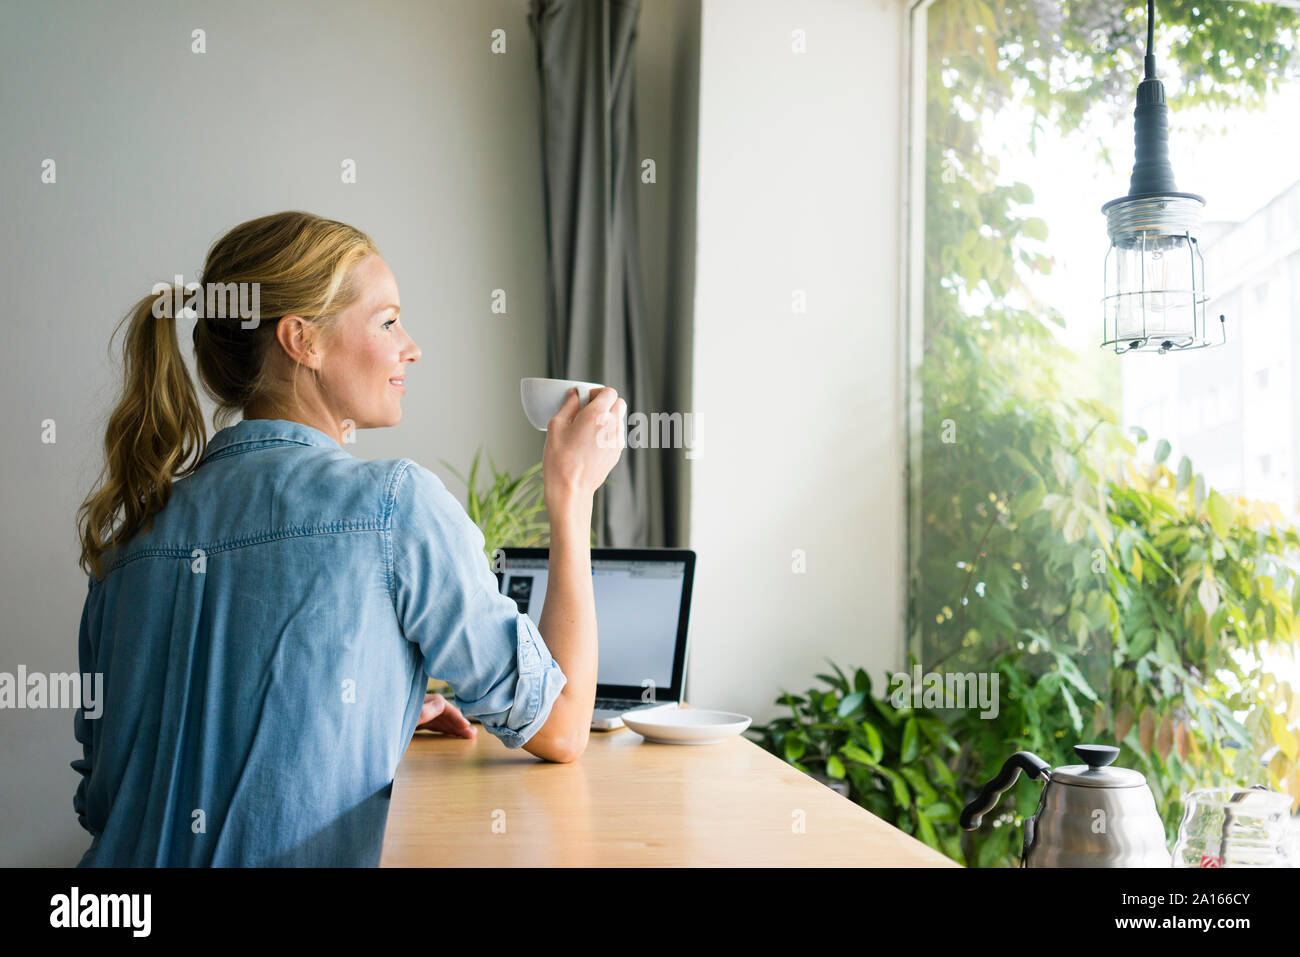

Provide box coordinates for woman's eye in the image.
[382,318,397,330]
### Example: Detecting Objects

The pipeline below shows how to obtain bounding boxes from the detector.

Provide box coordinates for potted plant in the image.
[427,447,595,701]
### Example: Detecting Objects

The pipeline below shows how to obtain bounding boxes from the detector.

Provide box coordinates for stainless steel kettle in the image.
[960,744,1170,867]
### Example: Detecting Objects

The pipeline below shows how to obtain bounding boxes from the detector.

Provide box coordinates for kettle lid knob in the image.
[1074,744,1120,768]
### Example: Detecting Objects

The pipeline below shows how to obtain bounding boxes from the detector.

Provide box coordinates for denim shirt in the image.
[72,418,567,866]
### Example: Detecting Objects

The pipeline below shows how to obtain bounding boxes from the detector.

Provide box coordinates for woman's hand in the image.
[414,693,476,739]
[542,386,626,506]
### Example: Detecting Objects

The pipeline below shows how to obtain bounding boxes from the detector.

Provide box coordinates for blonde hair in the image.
[77,210,378,580]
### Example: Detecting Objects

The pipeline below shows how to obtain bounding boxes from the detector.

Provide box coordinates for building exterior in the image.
[1121,178,1300,520]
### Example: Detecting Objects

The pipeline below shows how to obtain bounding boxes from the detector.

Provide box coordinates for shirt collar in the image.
[199,418,342,465]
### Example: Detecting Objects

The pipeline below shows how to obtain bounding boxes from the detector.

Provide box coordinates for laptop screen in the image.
[496,549,692,696]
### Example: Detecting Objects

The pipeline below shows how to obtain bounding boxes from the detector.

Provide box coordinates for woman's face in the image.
[316,254,420,430]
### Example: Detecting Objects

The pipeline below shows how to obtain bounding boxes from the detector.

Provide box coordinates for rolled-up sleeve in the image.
[387,460,567,749]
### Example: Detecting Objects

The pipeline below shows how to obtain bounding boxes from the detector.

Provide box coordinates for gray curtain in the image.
[527,0,665,547]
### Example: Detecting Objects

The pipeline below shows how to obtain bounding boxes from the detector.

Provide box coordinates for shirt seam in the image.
[383,459,416,610]
[101,521,386,576]
[199,436,334,466]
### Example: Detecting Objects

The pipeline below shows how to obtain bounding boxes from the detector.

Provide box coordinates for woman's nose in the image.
[404,333,421,364]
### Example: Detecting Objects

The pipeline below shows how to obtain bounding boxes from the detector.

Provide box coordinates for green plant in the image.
[935,431,1300,866]
[440,447,551,562]
[749,662,968,862]
[757,425,1300,867]
[758,614,1298,868]
[759,421,1300,867]
[440,446,598,565]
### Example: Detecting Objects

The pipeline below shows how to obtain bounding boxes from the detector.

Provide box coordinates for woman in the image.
[73,211,624,866]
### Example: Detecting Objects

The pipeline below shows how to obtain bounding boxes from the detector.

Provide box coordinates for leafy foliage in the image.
[920,0,1300,859]
[749,664,969,862]
[440,447,598,562]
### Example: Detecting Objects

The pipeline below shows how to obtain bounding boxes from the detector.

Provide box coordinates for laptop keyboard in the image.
[593,697,666,716]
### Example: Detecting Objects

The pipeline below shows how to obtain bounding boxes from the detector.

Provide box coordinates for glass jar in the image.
[1172,788,1295,868]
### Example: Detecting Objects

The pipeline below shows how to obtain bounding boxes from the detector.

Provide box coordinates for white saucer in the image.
[621,709,752,745]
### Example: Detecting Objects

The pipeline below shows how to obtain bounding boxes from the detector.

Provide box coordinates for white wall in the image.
[689,0,907,720]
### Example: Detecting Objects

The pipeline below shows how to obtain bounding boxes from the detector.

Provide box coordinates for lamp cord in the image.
[1145,0,1156,78]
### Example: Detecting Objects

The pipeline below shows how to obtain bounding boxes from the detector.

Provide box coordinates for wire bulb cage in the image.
[1101,195,1221,354]
[1100,0,1226,355]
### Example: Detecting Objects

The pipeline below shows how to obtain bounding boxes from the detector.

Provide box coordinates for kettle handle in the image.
[960,751,1051,831]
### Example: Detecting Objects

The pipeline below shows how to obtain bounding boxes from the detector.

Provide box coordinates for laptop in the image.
[495,547,696,729]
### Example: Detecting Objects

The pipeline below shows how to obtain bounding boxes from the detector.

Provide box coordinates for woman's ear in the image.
[275,315,324,371]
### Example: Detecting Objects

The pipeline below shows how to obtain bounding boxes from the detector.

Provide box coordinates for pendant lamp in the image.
[1101,0,1226,354]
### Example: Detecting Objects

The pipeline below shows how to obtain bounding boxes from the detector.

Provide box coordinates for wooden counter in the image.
[380,712,959,867]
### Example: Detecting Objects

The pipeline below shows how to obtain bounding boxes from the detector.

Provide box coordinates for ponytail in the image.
[76,286,205,580]
[77,211,379,580]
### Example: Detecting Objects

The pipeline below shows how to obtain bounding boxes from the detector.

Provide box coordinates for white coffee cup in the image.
[520,377,608,431]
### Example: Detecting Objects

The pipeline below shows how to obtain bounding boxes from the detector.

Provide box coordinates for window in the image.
[903,0,1300,848]
[907,3,1300,672]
